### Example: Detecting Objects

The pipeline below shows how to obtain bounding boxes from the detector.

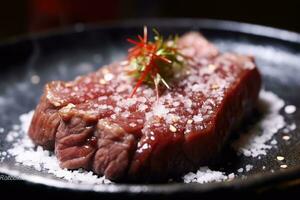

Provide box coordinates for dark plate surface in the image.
[0,19,300,197]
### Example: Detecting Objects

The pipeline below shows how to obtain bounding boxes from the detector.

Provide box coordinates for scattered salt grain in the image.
[280,164,288,169]
[121,111,130,118]
[276,156,285,161]
[6,131,19,142]
[114,107,122,113]
[187,119,193,124]
[137,119,143,124]
[228,173,235,179]
[169,125,177,132]
[183,167,229,183]
[138,104,148,112]
[191,84,203,92]
[232,90,286,157]
[270,139,277,145]
[193,114,203,123]
[183,99,193,109]
[172,101,180,107]
[0,127,4,133]
[110,114,116,119]
[12,124,20,131]
[104,73,114,81]
[129,122,137,128]
[284,105,296,114]
[237,168,244,173]
[31,75,40,84]
[282,135,290,141]
[282,128,290,134]
[116,84,129,93]
[148,102,169,119]
[137,97,147,103]
[288,123,296,131]
[99,79,106,84]
[245,164,253,172]
[244,61,255,69]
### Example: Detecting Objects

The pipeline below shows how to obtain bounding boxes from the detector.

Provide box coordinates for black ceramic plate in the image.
[0,19,300,197]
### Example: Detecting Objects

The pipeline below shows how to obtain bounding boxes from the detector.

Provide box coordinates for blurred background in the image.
[0,0,300,41]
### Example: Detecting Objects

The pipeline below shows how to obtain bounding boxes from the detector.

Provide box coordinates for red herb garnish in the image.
[126,27,185,99]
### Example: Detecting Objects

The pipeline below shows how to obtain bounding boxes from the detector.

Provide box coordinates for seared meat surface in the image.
[29,32,261,182]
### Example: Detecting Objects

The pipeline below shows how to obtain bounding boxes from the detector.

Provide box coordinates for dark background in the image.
[1,0,300,41]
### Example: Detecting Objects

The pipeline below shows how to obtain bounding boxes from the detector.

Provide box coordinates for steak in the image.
[29,32,261,182]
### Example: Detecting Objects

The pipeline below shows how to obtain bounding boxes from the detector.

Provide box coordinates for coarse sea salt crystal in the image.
[104,73,114,81]
[138,104,148,112]
[129,122,137,127]
[193,114,203,123]
[228,173,235,179]
[172,101,180,107]
[183,167,229,183]
[282,135,290,141]
[245,164,253,172]
[12,124,20,130]
[232,90,286,157]
[183,98,193,109]
[117,98,136,108]
[121,111,130,118]
[270,139,277,145]
[98,96,108,101]
[151,102,169,117]
[191,84,203,92]
[237,168,244,173]
[114,107,122,113]
[288,123,296,131]
[116,84,129,93]
[143,88,154,97]
[284,105,296,114]
[137,97,147,103]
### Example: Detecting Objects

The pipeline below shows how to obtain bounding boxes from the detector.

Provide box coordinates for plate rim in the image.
[1,18,300,47]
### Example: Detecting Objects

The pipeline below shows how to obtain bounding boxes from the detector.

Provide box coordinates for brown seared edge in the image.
[29,93,60,150]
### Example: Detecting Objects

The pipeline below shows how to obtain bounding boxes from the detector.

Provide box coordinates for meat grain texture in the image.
[29,32,261,182]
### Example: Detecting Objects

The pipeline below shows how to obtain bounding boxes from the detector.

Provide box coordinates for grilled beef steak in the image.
[29,32,261,182]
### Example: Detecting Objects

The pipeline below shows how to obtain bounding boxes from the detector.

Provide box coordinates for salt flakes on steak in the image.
[0,90,297,184]
[193,114,204,123]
